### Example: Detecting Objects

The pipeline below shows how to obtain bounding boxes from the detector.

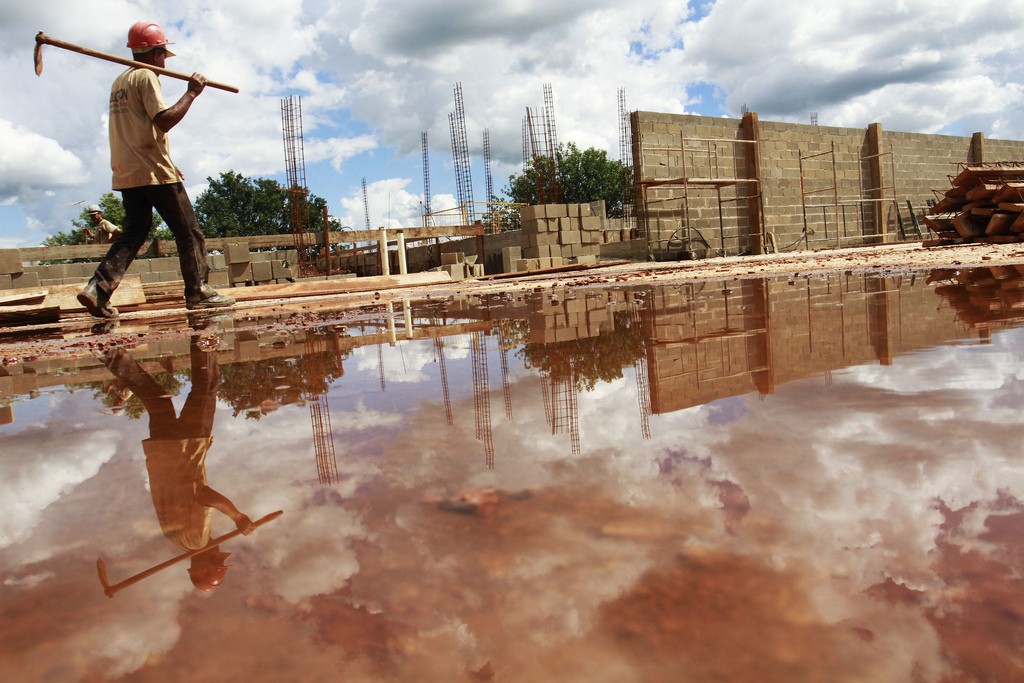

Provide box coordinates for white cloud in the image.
[1,1,1022,247]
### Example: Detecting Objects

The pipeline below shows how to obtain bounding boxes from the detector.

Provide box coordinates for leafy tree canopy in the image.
[194,171,339,239]
[503,142,632,219]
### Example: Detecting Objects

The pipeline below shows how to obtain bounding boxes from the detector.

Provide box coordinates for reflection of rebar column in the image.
[434,337,453,427]
[471,331,495,468]
[498,323,513,420]
[631,301,652,439]
[310,395,338,485]
[549,371,580,457]
[633,355,651,440]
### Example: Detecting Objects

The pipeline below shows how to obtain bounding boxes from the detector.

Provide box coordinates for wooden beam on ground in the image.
[219,271,453,302]
[0,289,48,307]
[0,304,61,326]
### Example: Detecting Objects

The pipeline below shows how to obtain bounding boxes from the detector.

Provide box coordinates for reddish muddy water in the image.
[2,266,1023,682]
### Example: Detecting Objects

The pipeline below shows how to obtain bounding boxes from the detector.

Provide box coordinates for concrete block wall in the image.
[0,246,299,291]
[633,111,1024,259]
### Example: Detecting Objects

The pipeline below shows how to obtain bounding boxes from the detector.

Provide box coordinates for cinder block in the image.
[0,249,23,275]
[0,405,12,426]
[208,253,227,270]
[501,246,522,273]
[441,251,465,265]
[0,274,11,289]
[225,243,250,265]
[441,263,465,280]
[520,205,540,222]
[11,272,40,288]
[516,258,541,271]
[229,262,252,284]
[271,260,295,280]
[208,270,230,287]
[251,260,273,283]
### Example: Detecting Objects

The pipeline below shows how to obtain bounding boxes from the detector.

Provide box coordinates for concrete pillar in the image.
[378,229,390,276]
[386,301,397,346]
[403,298,413,339]
[396,230,408,275]
[867,122,887,242]
[741,112,765,255]
[970,132,985,163]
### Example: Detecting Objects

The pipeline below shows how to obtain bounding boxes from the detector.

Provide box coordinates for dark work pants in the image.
[92,183,209,302]
[104,342,219,440]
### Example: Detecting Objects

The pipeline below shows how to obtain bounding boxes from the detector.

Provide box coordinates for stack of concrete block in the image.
[438,252,484,280]
[517,203,605,271]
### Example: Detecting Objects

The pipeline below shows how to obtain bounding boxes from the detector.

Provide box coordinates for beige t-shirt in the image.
[95,218,121,244]
[143,437,214,552]
[109,68,180,190]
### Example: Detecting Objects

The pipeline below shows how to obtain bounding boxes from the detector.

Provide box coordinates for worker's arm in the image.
[196,485,256,534]
[153,73,207,133]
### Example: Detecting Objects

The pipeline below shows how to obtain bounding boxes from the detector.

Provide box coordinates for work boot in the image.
[77,279,119,319]
[186,284,235,310]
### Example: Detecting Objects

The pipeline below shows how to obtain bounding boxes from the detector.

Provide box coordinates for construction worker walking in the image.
[78,20,234,318]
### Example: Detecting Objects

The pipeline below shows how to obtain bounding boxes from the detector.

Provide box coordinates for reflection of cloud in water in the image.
[0,423,121,549]
[353,341,437,384]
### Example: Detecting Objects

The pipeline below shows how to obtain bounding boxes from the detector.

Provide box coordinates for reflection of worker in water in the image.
[102,340,255,591]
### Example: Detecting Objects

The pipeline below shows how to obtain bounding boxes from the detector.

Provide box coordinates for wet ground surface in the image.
[3,252,1024,681]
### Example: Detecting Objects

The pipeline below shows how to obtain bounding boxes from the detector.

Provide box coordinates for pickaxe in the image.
[34,31,239,94]
[96,509,283,597]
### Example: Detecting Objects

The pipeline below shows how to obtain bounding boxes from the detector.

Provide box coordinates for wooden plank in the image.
[44,277,146,311]
[997,202,1024,212]
[952,211,986,238]
[0,304,61,326]
[0,289,48,307]
[992,182,1024,204]
[986,212,1014,236]
[219,271,453,302]
[966,182,1002,201]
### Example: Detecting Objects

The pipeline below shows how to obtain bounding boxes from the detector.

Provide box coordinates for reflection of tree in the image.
[517,310,646,391]
[218,347,349,419]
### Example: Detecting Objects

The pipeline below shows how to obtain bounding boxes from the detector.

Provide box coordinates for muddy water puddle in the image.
[2,266,1024,682]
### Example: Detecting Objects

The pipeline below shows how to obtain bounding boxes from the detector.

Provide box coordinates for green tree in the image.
[503,142,632,219]
[194,171,340,239]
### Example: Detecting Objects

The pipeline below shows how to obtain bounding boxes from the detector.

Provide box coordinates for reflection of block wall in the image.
[645,273,976,415]
[632,111,1024,259]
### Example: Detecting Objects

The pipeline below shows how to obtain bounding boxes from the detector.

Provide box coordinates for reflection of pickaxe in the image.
[96,510,283,597]
[34,31,239,94]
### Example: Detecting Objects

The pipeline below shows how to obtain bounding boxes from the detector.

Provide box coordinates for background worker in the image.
[78,20,234,318]
[82,204,122,244]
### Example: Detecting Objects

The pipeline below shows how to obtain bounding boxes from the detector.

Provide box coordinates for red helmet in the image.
[127,21,173,53]
[188,564,229,591]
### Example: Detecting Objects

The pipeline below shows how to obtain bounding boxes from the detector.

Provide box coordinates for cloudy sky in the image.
[2,0,1023,249]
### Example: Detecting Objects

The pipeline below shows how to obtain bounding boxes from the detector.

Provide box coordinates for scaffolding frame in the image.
[797,141,901,248]
[638,133,763,260]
